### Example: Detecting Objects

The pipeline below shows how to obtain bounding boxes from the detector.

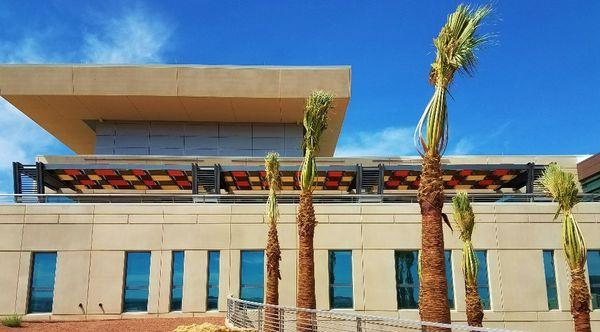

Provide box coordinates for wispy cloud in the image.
[82,8,172,63]
[0,5,173,193]
[335,126,416,157]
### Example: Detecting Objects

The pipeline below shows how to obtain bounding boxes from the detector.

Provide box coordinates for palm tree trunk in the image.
[265,223,281,332]
[465,283,484,327]
[297,192,317,331]
[570,268,591,332]
[418,153,451,331]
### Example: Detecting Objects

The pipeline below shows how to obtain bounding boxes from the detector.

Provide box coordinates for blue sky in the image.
[0,1,599,192]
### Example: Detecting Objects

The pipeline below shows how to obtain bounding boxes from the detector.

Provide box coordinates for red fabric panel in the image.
[386,180,400,188]
[479,179,494,186]
[393,170,409,177]
[64,169,82,176]
[80,179,95,186]
[231,171,247,178]
[493,169,509,176]
[459,170,472,176]
[108,179,128,186]
[132,169,146,176]
[327,171,343,178]
[95,169,117,176]
[237,181,250,188]
[167,170,184,177]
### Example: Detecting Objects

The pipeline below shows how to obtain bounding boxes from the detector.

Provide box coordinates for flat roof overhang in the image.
[0,64,351,156]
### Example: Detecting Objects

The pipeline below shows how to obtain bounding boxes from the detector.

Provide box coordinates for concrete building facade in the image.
[0,65,599,332]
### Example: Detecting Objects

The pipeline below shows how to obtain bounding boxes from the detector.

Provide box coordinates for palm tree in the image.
[296,90,333,330]
[452,192,484,327]
[540,164,590,332]
[413,5,491,327]
[264,152,282,332]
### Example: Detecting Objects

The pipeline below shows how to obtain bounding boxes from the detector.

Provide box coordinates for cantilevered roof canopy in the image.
[0,65,351,156]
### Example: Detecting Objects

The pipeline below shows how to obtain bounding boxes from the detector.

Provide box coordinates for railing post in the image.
[356,317,363,332]
[279,307,285,332]
[257,306,263,331]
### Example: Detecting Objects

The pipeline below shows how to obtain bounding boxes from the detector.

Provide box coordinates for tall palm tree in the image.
[540,164,590,332]
[413,5,491,327]
[451,192,484,327]
[264,152,281,332]
[296,90,333,330]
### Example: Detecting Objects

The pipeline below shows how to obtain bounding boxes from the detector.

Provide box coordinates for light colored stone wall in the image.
[0,202,599,331]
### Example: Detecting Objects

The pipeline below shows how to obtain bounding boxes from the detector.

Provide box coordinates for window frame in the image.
[542,250,559,310]
[207,250,220,311]
[122,251,152,313]
[27,252,58,314]
[328,250,354,309]
[395,250,419,309]
[170,251,185,312]
[239,250,265,303]
[588,250,600,310]
[474,250,491,310]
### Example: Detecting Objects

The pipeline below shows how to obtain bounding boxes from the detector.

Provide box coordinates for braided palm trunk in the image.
[297,192,317,331]
[265,224,281,332]
[465,284,483,327]
[570,268,591,332]
[418,153,451,331]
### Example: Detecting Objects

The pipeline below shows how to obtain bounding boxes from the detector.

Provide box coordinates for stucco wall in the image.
[0,202,599,331]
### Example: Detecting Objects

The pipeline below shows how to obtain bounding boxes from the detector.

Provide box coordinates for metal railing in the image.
[0,193,599,204]
[226,297,520,332]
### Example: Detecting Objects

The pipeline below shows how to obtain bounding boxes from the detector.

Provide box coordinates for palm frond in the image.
[452,191,475,242]
[452,192,479,285]
[540,163,579,216]
[540,163,587,270]
[265,152,280,225]
[300,90,334,192]
[414,4,491,156]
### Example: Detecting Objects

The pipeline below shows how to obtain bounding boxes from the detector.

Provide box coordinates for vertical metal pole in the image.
[192,163,199,195]
[279,308,285,332]
[36,162,45,203]
[257,306,263,331]
[526,162,535,195]
[214,164,221,194]
[377,164,385,195]
[12,162,21,203]
[356,317,363,332]
[355,164,362,196]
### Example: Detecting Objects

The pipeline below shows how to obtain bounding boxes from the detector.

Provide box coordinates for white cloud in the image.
[82,9,172,63]
[335,126,417,157]
[447,137,475,155]
[0,6,172,193]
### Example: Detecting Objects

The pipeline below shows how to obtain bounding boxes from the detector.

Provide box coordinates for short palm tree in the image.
[452,192,484,327]
[413,4,491,327]
[264,152,282,332]
[540,164,590,332]
[296,90,333,329]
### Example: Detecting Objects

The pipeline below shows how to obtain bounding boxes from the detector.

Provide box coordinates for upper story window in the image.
[395,250,454,309]
[123,252,151,312]
[542,250,559,310]
[395,251,419,309]
[207,251,220,310]
[240,251,264,303]
[445,251,455,309]
[328,250,353,309]
[170,251,184,311]
[475,251,491,310]
[28,252,57,313]
[588,250,600,309]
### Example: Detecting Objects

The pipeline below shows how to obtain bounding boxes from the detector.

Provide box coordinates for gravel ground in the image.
[0,316,225,332]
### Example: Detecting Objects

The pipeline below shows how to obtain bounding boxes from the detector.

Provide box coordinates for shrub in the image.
[1,314,22,328]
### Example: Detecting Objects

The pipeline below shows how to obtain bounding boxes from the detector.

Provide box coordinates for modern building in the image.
[0,65,598,332]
